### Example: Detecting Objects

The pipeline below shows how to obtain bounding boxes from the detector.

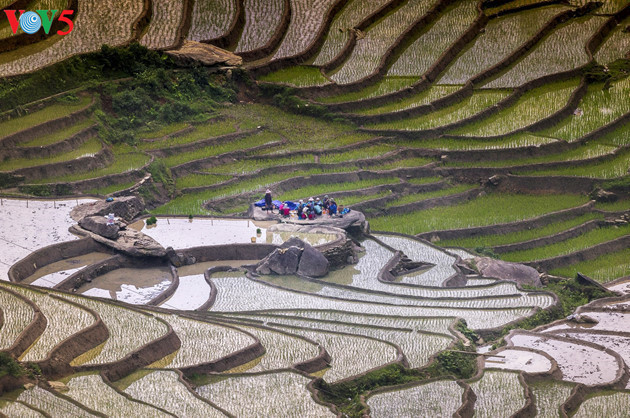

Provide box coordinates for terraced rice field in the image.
[273,0,339,60]
[313,0,391,66]
[329,0,436,84]
[235,0,284,53]
[469,371,526,417]
[484,16,607,88]
[389,1,478,78]
[439,5,569,84]
[139,0,185,50]
[3,0,630,415]
[0,0,145,77]
[188,0,236,42]
[367,380,463,417]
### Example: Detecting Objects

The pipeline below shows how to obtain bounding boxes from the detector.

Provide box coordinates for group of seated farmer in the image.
[256,190,351,220]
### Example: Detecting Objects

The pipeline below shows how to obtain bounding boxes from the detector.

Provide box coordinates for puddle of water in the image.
[78,267,172,304]
[23,252,111,287]
[133,218,268,249]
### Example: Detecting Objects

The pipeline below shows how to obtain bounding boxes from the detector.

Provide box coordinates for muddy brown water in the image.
[23,252,112,285]
[78,266,172,297]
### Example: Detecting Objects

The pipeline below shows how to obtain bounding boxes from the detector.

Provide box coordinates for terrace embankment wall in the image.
[237,0,291,61]
[3,125,98,160]
[8,237,113,283]
[416,201,595,241]
[347,4,597,126]
[21,157,152,195]
[201,168,429,211]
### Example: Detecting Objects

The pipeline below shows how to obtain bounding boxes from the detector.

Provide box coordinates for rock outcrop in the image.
[255,237,329,277]
[166,41,242,67]
[473,257,542,287]
[71,196,144,222]
[78,216,122,240]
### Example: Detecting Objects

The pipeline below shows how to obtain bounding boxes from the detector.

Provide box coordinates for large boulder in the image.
[78,216,120,240]
[71,196,144,222]
[256,246,302,275]
[298,244,329,277]
[255,238,329,277]
[474,257,542,287]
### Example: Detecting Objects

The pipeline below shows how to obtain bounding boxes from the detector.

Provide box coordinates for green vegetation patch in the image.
[370,157,435,170]
[439,212,603,248]
[356,86,460,116]
[259,66,330,87]
[317,77,419,104]
[160,131,281,168]
[523,148,630,179]
[138,119,238,151]
[31,151,150,184]
[0,95,91,140]
[369,193,589,235]
[541,77,630,141]
[394,133,557,151]
[367,90,510,131]
[20,119,94,148]
[0,138,102,171]
[445,142,617,168]
[385,184,477,207]
[500,223,630,262]
[450,79,580,137]
[550,247,630,282]
[87,181,139,196]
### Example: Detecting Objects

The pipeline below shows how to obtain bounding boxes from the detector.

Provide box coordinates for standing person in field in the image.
[264,189,273,213]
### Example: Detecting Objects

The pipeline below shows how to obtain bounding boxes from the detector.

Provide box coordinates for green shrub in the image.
[146,216,157,225]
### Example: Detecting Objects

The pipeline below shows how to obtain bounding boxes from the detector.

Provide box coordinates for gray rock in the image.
[474,257,542,287]
[298,244,329,278]
[78,216,120,240]
[256,246,302,275]
[71,196,144,222]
